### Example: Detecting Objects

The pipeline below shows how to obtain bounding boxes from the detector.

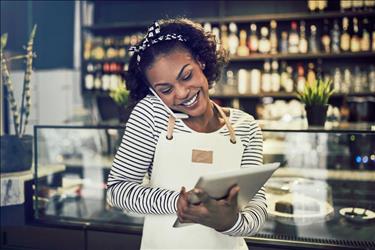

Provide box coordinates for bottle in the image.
[340,0,352,12]
[360,18,370,51]
[297,64,306,92]
[331,19,341,53]
[248,23,259,53]
[342,68,352,93]
[285,66,295,93]
[364,0,375,10]
[321,19,331,53]
[369,65,375,92]
[101,62,111,91]
[250,69,261,94]
[333,67,342,92]
[225,70,236,94]
[220,24,229,52]
[307,62,316,84]
[237,30,250,56]
[309,25,319,53]
[317,0,328,12]
[238,69,249,94]
[299,21,308,53]
[280,31,288,53]
[258,27,271,54]
[203,22,212,33]
[280,61,289,92]
[340,17,351,52]
[353,66,362,92]
[228,22,239,56]
[288,21,299,53]
[212,27,221,50]
[271,60,281,92]
[270,20,278,54]
[350,18,361,52]
[352,0,364,11]
[372,23,375,51]
[308,0,318,12]
[85,63,95,90]
[262,60,272,92]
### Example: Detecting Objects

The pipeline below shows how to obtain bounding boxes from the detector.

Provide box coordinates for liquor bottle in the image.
[280,31,288,53]
[352,0,364,11]
[220,24,229,52]
[85,63,95,90]
[299,21,308,53]
[270,20,278,54]
[353,66,362,92]
[248,23,259,53]
[288,21,299,53]
[317,0,328,12]
[331,19,341,53]
[321,19,331,53]
[351,18,361,52]
[280,61,289,92]
[308,0,318,12]
[250,69,261,94]
[237,30,250,56]
[285,66,294,93]
[342,68,352,93]
[271,60,281,92]
[340,17,351,52]
[309,25,319,53]
[203,22,212,33]
[101,62,111,91]
[333,67,342,92]
[238,69,249,94]
[262,60,272,92]
[340,0,352,12]
[258,27,271,54]
[307,62,316,84]
[360,18,370,51]
[228,22,239,56]
[297,64,306,92]
[225,70,236,94]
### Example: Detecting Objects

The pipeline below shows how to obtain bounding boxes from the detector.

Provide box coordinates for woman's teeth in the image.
[181,92,199,107]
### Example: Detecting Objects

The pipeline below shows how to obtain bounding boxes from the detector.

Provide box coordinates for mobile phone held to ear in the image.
[149,87,189,119]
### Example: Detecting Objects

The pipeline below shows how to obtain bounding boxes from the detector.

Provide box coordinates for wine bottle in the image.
[271,60,281,92]
[237,30,250,56]
[228,22,239,56]
[248,23,259,53]
[307,62,316,84]
[297,64,306,92]
[321,19,331,53]
[288,21,299,53]
[331,19,341,53]
[280,31,288,53]
[220,24,229,52]
[262,60,272,92]
[351,18,361,52]
[270,20,278,54]
[361,18,370,51]
[340,17,351,52]
[309,25,319,53]
[299,21,308,53]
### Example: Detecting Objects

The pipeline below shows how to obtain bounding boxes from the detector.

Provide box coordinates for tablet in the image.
[173,162,280,228]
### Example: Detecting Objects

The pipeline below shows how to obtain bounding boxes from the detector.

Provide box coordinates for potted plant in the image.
[109,84,130,123]
[297,78,334,126]
[1,25,37,173]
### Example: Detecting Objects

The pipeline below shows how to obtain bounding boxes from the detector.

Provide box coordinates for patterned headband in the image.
[129,21,187,63]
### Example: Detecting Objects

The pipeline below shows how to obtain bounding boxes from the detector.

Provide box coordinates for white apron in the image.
[141,103,248,250]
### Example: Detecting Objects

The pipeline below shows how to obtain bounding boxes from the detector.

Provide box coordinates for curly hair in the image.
[125,18,228,103]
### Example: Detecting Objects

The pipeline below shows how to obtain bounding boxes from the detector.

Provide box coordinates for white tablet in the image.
[173,162,280,227]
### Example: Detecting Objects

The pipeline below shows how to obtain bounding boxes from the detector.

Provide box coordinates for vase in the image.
[305,105,329,126]
[0,135,33,173]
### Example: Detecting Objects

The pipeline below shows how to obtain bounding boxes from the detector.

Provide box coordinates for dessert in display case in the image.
[33,124,375,249]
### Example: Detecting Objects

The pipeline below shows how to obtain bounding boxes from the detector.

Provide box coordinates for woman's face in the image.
[145,48,210,118]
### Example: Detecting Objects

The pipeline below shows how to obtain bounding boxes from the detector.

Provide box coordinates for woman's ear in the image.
[198,61,206,70]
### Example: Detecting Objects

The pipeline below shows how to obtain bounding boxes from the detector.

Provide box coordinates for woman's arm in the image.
[106,100,179,214]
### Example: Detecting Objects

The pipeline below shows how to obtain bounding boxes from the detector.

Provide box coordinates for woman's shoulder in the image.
[228,107,256,123]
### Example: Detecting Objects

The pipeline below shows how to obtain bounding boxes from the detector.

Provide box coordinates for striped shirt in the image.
[107,95,266,236]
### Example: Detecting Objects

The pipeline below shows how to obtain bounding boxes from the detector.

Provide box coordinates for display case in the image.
[32,124,375,249]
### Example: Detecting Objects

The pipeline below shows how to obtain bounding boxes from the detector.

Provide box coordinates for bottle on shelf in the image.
[340,0,352,12]
[288,21,299,53]
[352,0,364,11]
[309,24,319,53]
[333,67,342,92]
[203,22,212,33]
[258,26,271,54]
[212,27,221,50]
[296,64,306,93]
[340,17,351,52]
[285,66,295,93]
[225,70,236,94]
[84,37,93,60]
[317,0,328,12]
[280,61,289,92]
[84,63,95,90]
[342,68,352,93]
[280,31,288,54]
[238,69,249,94]
[270,20,278,54]
[331,19,341,53]
[307,0,318,12]
[369,65,375,92]
[364,0,375,10]
[321,19,331,53]
[271,60,281,92]
[101,62,111,91]
[350,17,361,52]
[307,62,316,84]
[228,22,239,56]
[250,68,261,94]
[118,37,127,58]
[237,30,250,56]
[220,24,229,52]
[360,18,371,51]
[248,23,259,53]
[353,66,362,92]
[299,21,308,53]
[262,60,272,92]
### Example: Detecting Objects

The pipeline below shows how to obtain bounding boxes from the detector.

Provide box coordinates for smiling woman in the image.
[106,18,266,250]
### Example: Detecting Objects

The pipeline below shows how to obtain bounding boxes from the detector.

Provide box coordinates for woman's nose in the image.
[175,85,190,99]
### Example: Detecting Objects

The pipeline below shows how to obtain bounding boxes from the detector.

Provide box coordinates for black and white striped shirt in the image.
[107,95,266,236]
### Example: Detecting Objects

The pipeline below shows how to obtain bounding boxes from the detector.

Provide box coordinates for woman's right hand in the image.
[177,186,195,224]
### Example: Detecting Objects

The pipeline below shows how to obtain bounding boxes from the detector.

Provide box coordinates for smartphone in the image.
[149,87,189,119]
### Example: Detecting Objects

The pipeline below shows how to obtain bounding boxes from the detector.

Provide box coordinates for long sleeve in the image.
[221,119,267,237]
[106,99,179,214]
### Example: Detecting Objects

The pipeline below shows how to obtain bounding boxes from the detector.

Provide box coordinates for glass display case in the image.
[33,124,375,249]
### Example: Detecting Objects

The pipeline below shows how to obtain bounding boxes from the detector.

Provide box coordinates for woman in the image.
[107,18,266,249]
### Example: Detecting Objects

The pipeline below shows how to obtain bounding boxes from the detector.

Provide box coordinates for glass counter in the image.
[33,125,375,249]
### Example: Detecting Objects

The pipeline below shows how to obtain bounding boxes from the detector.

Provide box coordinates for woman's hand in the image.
[176,185,240,231]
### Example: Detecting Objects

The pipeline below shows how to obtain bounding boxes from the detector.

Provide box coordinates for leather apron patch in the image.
[191,149,213,164]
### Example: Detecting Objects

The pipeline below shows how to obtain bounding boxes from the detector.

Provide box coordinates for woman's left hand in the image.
[177,185,240,231]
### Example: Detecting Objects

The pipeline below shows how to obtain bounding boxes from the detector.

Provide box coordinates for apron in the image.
[141,103,248,250]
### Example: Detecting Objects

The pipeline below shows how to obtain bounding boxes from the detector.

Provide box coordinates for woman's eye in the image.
[159,88,172,94]
[182,71,192,81]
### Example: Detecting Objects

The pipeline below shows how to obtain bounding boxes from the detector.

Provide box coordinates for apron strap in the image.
[166,102,237,144]
[166,116,176,140]
[212,101,237,144]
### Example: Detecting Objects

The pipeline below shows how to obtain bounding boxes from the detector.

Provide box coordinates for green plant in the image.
[1,25,37,137]
[297,78,334,106]
[109,84,129,107]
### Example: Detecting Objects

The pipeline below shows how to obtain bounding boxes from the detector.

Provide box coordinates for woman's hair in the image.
[125,18,228,103]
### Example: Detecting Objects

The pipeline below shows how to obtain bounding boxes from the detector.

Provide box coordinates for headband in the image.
[129,21,187,63]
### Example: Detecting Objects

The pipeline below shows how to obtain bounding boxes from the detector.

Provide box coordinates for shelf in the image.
[82,10,375,32]
[230,51,375,62]
[211,92,375,99]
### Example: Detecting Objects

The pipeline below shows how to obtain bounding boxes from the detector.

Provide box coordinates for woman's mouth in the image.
[180,91,199,107]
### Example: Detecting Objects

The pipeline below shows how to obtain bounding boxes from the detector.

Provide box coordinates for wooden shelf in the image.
[230,51,375,62]
[82,10,375,32]
[211,92,375,99]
